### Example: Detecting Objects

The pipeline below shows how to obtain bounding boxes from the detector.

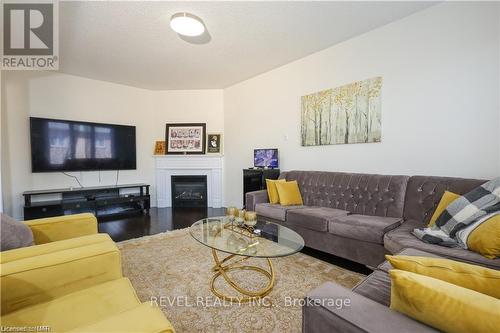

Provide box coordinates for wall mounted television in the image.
[30,117,136,172]
[254,148,279,168]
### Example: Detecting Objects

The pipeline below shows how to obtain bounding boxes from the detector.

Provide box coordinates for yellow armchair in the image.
[1,213,120,314]
[1,213,174,332]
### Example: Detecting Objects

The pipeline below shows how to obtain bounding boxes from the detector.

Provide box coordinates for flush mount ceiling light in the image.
[170,12,205,37]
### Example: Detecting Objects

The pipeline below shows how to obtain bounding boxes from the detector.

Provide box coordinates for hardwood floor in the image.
[98,207,372,275]
[98,207,225,242]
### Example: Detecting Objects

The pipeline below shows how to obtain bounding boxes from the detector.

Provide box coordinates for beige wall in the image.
[223,2,500,207]
[2,72,223,218]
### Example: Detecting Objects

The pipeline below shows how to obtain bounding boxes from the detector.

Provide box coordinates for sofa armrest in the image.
[303,282,437,333]
[24,213,98,244]
[1,239,122,314]
[245,190,269,211]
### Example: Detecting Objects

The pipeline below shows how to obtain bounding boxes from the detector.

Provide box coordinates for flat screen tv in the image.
[254,148,278,168]
[30,117,136,172]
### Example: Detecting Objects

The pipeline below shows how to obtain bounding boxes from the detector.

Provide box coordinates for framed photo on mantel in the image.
[154,141,166,155]
[207,133,222,153]
[165,123,206,155]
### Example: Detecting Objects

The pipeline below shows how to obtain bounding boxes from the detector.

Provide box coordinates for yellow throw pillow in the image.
[428,191,460,227]
[467,214,500,259]
[385,255,500,298]
[389,269,500,333]
[265,179,286,204]
[275,181,303,206]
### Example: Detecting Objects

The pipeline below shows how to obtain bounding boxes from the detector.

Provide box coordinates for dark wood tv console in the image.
[23,183,150,221]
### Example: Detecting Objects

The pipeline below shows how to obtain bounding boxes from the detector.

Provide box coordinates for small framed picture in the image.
[165,123,206,154]
[154,141,166,155]
[207,133,222,153]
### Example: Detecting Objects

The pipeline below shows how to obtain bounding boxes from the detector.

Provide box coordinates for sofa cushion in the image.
[462,213,500,260]
[255,203,305,221]
[355,248,441,307]
[389,270,500,333]
[1,278,140,331]
[386,255,500,299]
[275,180,304,206]
[428,191,460,227]
[384,220,500,270]
[69,303,174,333]
[1,214,33,251]
[266,179,286,204]
[377,248,439,273]
[328,215,402,244]
[352,270,391,306]
[287,207,349,232]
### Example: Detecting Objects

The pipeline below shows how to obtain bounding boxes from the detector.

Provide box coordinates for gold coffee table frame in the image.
[210,248,275,303]
[189,217,304,303]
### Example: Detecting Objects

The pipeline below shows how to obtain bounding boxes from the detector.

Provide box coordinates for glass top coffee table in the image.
[190,216,304,302]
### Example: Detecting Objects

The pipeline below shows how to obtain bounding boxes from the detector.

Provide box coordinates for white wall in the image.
[224,2,500,207]
[0,69,3,213]
[2,2,499,214]
[1,72,223,218]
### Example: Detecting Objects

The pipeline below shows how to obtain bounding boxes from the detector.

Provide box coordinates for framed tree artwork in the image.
[301,77,382,146]
[165,123,206,154]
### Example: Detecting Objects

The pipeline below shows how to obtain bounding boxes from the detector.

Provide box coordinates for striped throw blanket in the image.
[413,177,500,247]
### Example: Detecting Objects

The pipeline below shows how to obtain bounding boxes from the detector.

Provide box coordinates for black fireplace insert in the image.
[171,175,208,208]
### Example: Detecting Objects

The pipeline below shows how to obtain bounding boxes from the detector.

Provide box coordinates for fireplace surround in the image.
[155,155,223,208]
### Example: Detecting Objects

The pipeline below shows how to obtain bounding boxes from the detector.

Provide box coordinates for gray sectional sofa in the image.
[247,171,499,332]
[246,170,499,269]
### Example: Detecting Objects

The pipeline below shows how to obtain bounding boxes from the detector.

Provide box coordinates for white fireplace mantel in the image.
[154,155,223,208]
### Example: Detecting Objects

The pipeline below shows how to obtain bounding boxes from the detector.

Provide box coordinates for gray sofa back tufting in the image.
[281,171,409,218]
[402,175,486,224]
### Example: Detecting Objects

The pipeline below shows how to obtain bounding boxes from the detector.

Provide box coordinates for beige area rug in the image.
[118,228,365,333]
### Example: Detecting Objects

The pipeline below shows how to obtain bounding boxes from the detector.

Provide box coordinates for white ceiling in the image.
[59,1,436,90]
